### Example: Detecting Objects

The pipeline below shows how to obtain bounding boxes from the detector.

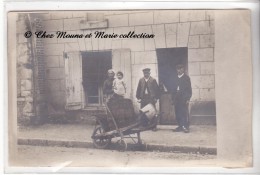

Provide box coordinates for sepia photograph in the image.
[6,8,254,172]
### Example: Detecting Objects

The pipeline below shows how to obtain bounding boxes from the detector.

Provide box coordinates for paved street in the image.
[14,145,216,167]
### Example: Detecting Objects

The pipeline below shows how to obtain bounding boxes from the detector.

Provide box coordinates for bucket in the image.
[140,103,157,120]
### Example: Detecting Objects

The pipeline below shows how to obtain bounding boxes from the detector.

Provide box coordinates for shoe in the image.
[182,126,189,133]
[172,126,182,132]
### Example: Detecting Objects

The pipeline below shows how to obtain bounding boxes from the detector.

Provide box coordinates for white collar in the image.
[178,73,184,78]
[144,76,150,81]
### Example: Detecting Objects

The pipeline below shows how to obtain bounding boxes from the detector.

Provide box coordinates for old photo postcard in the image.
[6,9,254,172]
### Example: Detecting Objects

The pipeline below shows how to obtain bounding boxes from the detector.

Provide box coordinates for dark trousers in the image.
[175,102,189,128]
[140,94,155,108]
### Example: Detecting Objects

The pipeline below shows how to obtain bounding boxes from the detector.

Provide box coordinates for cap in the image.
[142,68,151,72]
[176,64,185,69]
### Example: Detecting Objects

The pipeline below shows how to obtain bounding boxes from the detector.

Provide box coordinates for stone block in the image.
[87,12,104,21]
[25,96,33,102]
[50,12,73,19]
[200,34,214,48]
[188,48,214,62]
[122,39,144,51]
[64,18,84,31]
[21,91,31,97]
[180,10,205,22]
[144,38,156,51]
[23,102,33,113]
[16,20,27,34]
[166,34,177,48]
[41,13,51,20]
[188,62,200,75]
[190,88,200,101]
[190,75,215,89]
[188,35,200,48]
[21,69,32,79]
[21,80,32,91]
[45,56,60,68]
[105,14,128,27]
[43,20,63,32]
[46,68,65,80]
[72,12,88,18]
[129,12,153,26]
[111,40,122,49]
[152,24,166,48]
[190,21,213,35]
[17,53,30,65]
[200,88,215,101]
[18,33,28,43]
[206,10,215,20]
[79,19,108,30]
[45,43,64,56]
[104,28,114,50]
[46,80,60,92]
[165,23,177,35]
[64,43,80,52]
[17,43,30,57]
[84,31,93,51]
[134,51,157,64]
[200,62,215,75]
[154,10,179,24]
[177,22,190,47]
[92,37,99,51]
[59,56,65,67]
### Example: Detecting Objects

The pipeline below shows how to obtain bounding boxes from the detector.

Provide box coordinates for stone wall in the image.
[39,10,215,116]
[16,14,35,124]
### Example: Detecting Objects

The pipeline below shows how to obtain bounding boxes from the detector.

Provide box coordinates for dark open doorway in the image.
[156,47,188,125]
[82,51,112,107]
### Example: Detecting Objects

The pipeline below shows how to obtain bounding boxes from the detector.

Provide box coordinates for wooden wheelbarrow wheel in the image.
[92,126,111,149]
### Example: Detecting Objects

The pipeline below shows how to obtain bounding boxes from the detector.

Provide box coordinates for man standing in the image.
[103,69,115,102]
[136,68,160,108]
[172,64,192,133]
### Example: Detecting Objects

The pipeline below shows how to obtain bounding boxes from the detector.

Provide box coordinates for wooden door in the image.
[64,51,83,110]
[112,49,132,98]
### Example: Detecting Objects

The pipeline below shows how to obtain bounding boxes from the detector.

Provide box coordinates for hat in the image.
[142,68,151,72]
[107,69,115,74]
[176,64,185,69]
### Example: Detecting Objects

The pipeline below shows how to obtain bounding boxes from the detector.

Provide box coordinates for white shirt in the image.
[177,73,184,91]
[144,76,150,94]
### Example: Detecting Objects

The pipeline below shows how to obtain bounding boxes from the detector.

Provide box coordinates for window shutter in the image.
[64,51,83,110]
[112,49,132,98]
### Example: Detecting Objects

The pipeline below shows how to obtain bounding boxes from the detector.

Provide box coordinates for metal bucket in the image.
[140,103,157,120]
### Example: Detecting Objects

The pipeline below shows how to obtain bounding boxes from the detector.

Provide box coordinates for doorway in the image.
[156,47,188,125]
[82,51,112,107]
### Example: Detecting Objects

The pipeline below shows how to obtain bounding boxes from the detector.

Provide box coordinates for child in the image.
[113,71,126,97]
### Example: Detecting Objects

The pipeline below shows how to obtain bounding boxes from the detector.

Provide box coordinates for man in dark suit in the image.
[172,64,192,133]
[136,68,160,131]
[136,68,160,108]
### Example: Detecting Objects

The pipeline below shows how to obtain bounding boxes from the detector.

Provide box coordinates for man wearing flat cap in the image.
[136,68,160,109]
[172,64,192,133]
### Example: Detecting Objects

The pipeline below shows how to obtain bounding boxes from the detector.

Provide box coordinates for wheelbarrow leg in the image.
[137,132,142,145]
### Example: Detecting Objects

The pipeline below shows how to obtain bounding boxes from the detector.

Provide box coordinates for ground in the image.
[14,145,217,168]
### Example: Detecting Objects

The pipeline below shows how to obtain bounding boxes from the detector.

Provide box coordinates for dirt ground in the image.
[13,145,217,168]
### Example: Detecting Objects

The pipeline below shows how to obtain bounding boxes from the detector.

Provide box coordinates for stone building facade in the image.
[17,10,216,125]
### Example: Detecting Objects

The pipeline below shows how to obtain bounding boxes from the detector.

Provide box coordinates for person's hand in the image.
[137,99,141,103]
[186,100,190,105]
